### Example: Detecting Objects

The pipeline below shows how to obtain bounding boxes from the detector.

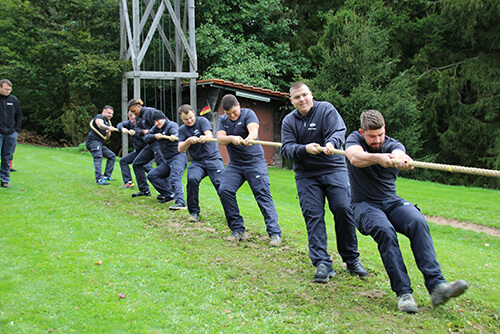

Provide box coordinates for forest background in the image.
[0,0,499,189]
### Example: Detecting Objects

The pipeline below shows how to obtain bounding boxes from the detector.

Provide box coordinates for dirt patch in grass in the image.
[149,211,500,239]
[15,132,500,239]
[18,130,67,147]
[356,290,386,299]
[425,215,500,237]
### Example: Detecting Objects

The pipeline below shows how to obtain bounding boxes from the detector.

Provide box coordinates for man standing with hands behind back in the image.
[0,79,22,188]
[281,82,367,283]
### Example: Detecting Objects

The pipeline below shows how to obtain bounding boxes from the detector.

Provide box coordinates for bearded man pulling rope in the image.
[345,109,468,313]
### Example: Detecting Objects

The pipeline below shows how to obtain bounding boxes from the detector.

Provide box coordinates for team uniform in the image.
[346,131,445,296]
[144,119,187,207]
[281,101,361,271]
[0,91,22,185]
[117,119,152,186]
[217,108,281,237]
[132,106,165,194]
[178,116,224,216]
[86,114,115,183]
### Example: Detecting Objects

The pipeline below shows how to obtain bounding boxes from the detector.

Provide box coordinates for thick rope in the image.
[391,159,500,178]
[202,137,282,147]
[159,134,179,141]
[89,120,113,141]
[317,146,500,178]
[183,137,500,178]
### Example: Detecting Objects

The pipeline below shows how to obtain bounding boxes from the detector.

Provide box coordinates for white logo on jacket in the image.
[308,123,317,131]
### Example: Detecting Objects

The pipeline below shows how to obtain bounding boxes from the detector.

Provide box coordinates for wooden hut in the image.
[182,79,290,167]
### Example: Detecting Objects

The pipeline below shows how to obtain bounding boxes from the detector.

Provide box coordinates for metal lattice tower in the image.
[119,0,197,155]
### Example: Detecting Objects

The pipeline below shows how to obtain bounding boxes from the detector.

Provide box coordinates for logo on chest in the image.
[307,123,317,131]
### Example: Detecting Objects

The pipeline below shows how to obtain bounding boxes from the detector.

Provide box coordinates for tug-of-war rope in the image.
[97,119,500,177]
[111,124,500,178]
[89,120,118,141]
[197,137,500,178]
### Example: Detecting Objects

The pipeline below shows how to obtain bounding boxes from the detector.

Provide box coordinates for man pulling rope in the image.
[85,105,119,185]
[202,137,500,178]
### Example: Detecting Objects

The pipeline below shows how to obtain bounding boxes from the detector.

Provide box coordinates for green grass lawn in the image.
[1,144,499,333]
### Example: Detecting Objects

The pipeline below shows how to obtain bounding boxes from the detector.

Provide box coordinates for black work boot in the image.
[314,263,335,283]
[346,260,369,278]
[132,190,151,198]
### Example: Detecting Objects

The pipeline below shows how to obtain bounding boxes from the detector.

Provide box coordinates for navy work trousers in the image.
[218,162,281,237]
[133,145,164,192]
[187,158,224,215]
[296,171,360,268]
[353,198,445,296]
[120,149,152,184]
[0,131,17,183]
[147,154,187,205]
[86,139,115,181]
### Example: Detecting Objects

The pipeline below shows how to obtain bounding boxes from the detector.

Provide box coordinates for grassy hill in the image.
[1,144,498,333]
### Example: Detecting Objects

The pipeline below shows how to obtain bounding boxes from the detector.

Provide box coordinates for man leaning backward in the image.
[281,82,368,283]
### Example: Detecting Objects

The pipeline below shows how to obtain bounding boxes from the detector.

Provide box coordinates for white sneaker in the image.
[431,280,468,306]
[397,293,418,313]
[269,234,281,247]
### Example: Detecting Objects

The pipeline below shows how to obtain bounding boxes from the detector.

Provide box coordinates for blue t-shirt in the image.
[178,116,221,161]
[216,108,265,165]
[144,120,182,160]
[346,131,405,203]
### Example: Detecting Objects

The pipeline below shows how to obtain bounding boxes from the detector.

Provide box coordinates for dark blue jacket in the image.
[117,119,147,151]
[136,106,162,136]
[0,94,22,134]
[281,100,347,178]
[144,120,184,160]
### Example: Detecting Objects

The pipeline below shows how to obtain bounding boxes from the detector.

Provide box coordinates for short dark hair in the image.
[0,79,12,87]
[360,109,385,131]
[103,105,114,111]
[289,81,308,95]
[221,94,238,111]
[178,104,194,116]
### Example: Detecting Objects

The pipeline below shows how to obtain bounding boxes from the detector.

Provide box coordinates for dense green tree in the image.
[411,0,500,187]
[283,0,345,67]
[195,0,310,90]
[1,0,498,188]
[308,4,422,157]
[0,0,126,146]
[304,0,499,188]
